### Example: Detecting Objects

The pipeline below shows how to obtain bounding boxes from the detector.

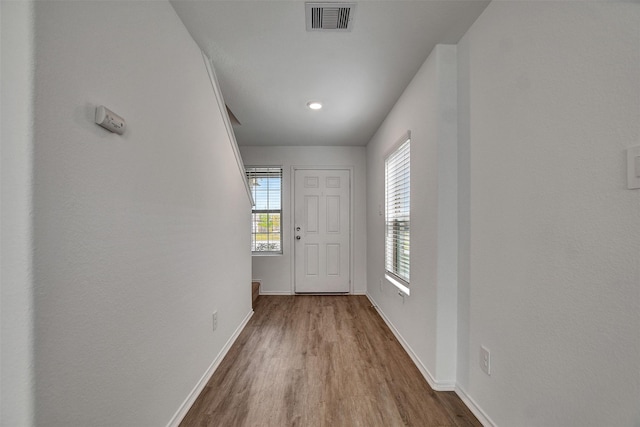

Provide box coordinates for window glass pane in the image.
[385,139,410,285]
[253,179,280,210]
[251,213,281,252]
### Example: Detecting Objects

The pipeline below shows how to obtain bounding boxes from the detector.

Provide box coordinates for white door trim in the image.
[290,166,354,294]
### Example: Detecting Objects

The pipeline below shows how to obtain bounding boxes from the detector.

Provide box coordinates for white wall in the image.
[366,45,458,388]
[1,1,36,425]
[457,2,640,426]
[31,2,252,426]
[239,146,367,294]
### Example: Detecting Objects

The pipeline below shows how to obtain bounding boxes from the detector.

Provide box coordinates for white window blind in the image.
[385,137,410,288]
[246,167,282,254]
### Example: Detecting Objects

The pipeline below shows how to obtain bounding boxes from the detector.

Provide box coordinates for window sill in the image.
[385,273,410,296]
[251,252,283,257]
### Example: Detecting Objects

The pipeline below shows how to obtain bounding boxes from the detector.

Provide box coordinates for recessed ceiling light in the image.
[307,101,322,110]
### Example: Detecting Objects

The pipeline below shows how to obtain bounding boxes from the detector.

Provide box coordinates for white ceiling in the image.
[170,0,490,146]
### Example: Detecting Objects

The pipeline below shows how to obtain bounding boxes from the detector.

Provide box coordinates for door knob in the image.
[296,227,301,231]
[296,236,301,240]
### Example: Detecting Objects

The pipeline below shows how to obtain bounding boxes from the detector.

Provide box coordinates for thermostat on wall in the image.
[95,105,126,135]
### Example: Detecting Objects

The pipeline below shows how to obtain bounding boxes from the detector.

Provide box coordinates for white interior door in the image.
[294,169,350,293]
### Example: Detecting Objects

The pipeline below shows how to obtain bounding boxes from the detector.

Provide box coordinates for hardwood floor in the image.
[180,296,481,427]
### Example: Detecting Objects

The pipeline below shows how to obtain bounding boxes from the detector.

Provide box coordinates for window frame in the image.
[384,132,411,295]
[246,166,283,256]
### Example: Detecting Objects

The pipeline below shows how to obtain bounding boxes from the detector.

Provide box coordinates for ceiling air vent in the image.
[306,2,356,32]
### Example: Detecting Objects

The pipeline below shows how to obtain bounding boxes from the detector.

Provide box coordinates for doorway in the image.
[293,168,351,293]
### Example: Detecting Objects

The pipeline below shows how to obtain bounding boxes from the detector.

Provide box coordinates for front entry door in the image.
[294,169,350,293]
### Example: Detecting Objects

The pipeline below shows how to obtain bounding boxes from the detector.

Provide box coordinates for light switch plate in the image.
[627,146,640,189]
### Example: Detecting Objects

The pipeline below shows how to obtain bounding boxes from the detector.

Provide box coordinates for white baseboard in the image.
[259,291,366,295]
[166,309,254,427]
[455,385,496,427]
[251,280,290,296]
[366,293,455,391]
[259,290,292,295]
[258,287,365,296]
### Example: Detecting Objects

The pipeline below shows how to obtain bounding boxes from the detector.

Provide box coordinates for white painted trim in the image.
[290,166,355,295]
[259,290,293,296]
[455,385,497,427]
[201,51,253,206]
[1,1,36,423]
[166,309,254,427]
[366,293,455,391]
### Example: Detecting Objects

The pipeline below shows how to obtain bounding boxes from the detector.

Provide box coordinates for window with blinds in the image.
[385,136,410,292]
[246,167,283,254]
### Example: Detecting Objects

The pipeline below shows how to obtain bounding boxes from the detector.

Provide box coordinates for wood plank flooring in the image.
[180,296,481,427]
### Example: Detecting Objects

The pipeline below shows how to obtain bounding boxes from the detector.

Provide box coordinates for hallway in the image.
[4,2,638,425]
[180,296,480,426]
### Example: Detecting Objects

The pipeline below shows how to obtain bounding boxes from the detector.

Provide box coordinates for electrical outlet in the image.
[480,346,491,376]
[212,311,218,332]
